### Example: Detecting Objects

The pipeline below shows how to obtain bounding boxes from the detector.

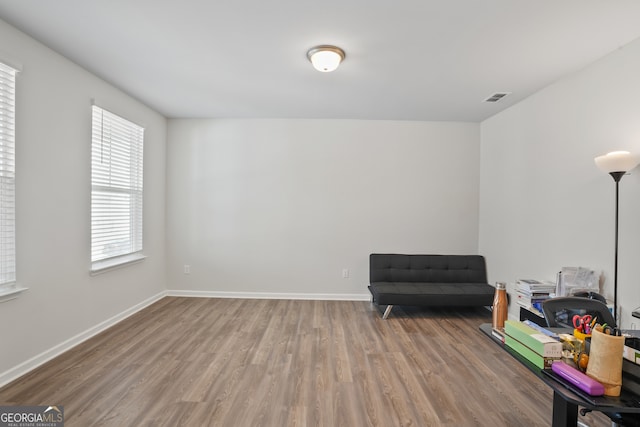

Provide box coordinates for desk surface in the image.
[479,323,640,417]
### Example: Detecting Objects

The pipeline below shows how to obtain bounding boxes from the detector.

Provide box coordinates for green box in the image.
[504,320,562,358]
[505,335,556,369]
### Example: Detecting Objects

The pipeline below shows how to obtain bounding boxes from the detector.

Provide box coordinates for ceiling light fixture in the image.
[306,45,345,72]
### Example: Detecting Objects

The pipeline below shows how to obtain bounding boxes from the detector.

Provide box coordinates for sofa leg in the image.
[382,305,393,319]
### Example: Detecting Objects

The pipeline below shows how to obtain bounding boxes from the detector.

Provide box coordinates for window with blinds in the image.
[0,62,17,286]
[91,106,144,268]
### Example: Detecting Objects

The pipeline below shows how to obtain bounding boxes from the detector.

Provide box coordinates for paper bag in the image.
[586,328,624,396]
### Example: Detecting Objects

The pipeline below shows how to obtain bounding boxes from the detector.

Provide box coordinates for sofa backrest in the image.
[369,254,488,284]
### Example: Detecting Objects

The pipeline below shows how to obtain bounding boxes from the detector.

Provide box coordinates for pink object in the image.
[552,361,605,396]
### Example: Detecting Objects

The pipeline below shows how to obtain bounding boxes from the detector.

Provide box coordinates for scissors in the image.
[573,314,593,333]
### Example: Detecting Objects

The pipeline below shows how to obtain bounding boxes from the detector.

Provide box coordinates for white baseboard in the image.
[0,290,168,388]
[166,289,371,301]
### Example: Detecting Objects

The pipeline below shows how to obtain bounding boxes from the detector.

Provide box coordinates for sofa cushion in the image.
[369,282,495,306]
[370,254,488,284]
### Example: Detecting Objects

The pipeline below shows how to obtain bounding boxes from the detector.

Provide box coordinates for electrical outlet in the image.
[342,268,349,278]
[184,265,191,274]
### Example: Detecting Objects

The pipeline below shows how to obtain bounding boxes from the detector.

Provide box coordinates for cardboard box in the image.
[505,335,557,369]
[624,337,640,365]
[505,320,563,358]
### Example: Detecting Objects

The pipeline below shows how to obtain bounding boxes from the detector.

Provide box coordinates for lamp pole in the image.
[610,172,625,326]
[595,151,638,328]
[610,171,624,326]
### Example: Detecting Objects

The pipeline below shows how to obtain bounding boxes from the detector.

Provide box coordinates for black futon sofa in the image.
[368,254,495,319]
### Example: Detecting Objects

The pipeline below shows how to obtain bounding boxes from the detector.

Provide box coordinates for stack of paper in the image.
[516,279,556,312]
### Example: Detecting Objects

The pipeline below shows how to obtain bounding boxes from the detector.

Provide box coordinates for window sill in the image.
[91,253,146,275]
[0,284,29,303]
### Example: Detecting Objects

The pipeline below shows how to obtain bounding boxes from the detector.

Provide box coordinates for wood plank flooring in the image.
[0,297,611,426]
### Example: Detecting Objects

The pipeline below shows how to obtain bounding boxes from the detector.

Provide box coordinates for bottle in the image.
[492,282,508,330]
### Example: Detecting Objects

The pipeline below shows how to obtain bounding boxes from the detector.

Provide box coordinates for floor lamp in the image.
[594,151,639,326]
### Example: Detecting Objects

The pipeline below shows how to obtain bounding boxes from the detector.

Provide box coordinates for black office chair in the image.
[541,296,615,328]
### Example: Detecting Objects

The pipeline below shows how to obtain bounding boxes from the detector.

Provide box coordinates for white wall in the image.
[479,37,640,327]
[0,20,167,381]
[166,119,480,297]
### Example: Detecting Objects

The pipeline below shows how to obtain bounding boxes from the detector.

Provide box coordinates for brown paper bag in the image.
[586,328,624,396]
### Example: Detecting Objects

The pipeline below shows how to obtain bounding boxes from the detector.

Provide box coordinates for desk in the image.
[519,305,547,327]
[479,323,640,427]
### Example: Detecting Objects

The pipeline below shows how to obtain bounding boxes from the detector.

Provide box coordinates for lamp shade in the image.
[307,46,345,72]
[594,151,639,174]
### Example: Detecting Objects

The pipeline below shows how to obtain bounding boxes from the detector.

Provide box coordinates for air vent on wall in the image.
[483,92,511,103]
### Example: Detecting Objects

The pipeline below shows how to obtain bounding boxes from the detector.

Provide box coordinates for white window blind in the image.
[0,62,17,286]
[91,106,144,266]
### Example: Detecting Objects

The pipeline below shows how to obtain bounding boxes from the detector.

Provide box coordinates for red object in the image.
[573,315,593,333]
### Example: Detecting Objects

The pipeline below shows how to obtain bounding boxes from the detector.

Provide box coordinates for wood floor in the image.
[0,297,611,426]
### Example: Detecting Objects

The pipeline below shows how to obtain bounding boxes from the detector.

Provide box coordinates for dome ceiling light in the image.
[306,45,345,72]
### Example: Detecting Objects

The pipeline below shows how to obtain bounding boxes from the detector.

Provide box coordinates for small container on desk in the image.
[587,328,625,396]
[573,328,591,342]
[492,282,508,330]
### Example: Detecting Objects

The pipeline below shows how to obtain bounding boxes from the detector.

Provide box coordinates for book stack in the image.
[491,327,505,343]
[516,279,556,313]
[504,320,562,369]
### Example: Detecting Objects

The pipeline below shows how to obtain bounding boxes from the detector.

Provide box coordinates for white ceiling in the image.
[1,0,640,122]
